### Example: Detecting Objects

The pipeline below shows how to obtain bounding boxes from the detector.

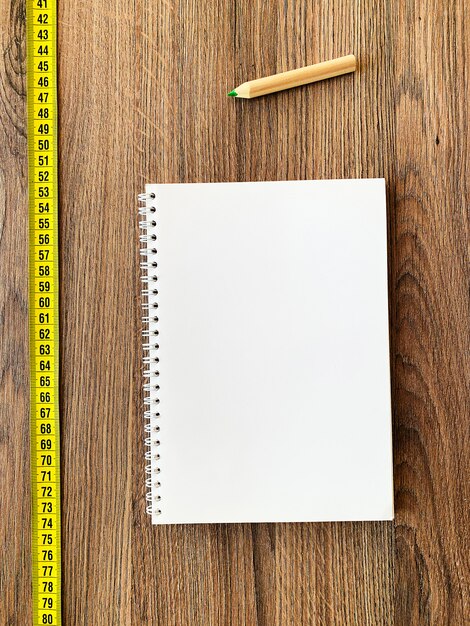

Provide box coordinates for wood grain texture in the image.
[0,0,468,624]
[0,1,32,624]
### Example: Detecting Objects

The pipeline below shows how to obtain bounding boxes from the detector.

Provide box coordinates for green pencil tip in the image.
[227,90,238,97]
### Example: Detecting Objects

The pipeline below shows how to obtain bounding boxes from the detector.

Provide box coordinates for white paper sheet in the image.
[143,179,393,524]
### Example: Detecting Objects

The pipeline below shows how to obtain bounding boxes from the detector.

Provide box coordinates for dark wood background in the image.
[1,0,468,624]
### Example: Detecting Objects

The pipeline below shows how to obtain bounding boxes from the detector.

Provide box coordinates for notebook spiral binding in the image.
[138,191,161,516]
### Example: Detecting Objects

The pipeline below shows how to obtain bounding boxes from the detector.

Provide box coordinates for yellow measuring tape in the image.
[27,0,62,623]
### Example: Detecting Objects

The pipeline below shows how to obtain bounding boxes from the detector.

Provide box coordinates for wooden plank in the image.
[56,0,136,622]
[134,1,396,624]
[391,0,469,623]
[0,1,32,624]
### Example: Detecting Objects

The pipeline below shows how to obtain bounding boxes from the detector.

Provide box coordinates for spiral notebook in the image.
[139,179,393,525]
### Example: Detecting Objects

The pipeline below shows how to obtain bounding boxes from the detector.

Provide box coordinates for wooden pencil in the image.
[228,54,357,99]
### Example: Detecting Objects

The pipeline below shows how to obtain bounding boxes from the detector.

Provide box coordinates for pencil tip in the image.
[227,90,238,97]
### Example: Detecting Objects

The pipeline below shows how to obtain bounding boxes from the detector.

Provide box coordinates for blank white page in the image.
[143,179,393,524]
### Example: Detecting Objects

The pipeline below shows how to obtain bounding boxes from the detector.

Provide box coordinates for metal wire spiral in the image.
[138,191,161,516]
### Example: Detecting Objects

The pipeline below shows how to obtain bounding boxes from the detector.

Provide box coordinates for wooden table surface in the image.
[1,0,469,624]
